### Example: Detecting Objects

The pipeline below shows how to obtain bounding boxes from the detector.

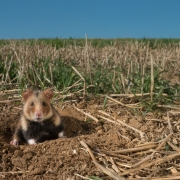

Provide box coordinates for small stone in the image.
[97,129,104,135]
[2,149,8,154]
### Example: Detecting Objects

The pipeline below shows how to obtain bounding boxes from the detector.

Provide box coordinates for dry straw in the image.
[1,39,180,179]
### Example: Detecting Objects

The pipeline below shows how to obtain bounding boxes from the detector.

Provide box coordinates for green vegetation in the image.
[89,176,103,180]
[1,38,180,48]
[0,38,180,112]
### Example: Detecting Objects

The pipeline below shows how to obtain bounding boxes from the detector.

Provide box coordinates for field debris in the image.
[0,39,180,179]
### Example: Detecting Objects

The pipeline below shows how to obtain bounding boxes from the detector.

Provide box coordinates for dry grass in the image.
[0,39,180,110]
[0,39,180,179]
[0,39,180,86]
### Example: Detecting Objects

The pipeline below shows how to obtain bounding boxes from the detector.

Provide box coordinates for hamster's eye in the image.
[30,102,34,106]
[42,102,46,106]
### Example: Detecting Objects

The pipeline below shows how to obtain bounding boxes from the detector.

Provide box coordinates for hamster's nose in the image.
[35,111,42,117]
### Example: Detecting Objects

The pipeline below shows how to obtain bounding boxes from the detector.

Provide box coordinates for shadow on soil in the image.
[0,116,99,144]
[62,116,99,137]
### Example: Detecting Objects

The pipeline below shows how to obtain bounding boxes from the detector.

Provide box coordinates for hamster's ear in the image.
[22,89,33,101]
[43,88,54,100]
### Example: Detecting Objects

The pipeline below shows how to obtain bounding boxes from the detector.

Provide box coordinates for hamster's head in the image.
[22,88,54,122]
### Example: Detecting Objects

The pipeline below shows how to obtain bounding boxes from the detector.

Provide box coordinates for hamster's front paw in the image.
[10,139,19,146]
[28,139,37,145]
[58,131,66,138]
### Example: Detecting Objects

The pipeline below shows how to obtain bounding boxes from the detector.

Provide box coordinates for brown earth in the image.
[0,92,180,180]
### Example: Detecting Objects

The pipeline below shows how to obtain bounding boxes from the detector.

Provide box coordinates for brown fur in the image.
[22,89,54,121]
[10,89,64,145]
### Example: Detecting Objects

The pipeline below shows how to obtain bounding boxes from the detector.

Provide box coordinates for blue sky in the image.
[0,0,180,39]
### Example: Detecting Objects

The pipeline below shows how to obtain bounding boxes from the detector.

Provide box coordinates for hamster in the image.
[10,88,64,145]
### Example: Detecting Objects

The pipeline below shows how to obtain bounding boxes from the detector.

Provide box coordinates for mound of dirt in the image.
[0,94,180,179]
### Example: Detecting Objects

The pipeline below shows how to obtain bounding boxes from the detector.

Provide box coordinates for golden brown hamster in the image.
[10,88,64,145]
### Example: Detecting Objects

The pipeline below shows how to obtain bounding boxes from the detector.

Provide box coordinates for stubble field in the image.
[0,39,180,179]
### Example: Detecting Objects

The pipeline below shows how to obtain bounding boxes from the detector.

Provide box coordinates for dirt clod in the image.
[14,150,24,157]
[30,167,46,175]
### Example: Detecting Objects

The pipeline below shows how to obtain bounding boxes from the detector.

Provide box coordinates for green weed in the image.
[89,176,103,180]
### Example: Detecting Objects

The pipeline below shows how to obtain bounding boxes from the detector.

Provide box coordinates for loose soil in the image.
[0,92,180,180]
